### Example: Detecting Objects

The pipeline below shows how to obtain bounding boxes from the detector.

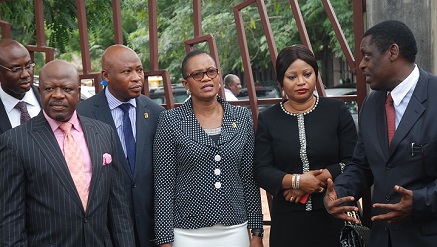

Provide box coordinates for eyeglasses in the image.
[186,68,219,81]
[0,63,36,74]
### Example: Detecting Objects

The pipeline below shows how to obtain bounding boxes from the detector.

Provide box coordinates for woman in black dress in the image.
[253,45,358,247]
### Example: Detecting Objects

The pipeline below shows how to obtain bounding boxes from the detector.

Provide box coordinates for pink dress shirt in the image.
[44,111,93,191]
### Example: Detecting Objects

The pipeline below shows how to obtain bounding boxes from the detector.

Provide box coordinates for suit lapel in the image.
[29,113,84,211]
[80,116,103,212]
[180,100,216,148]
[218,99,237,145]
[93,91,133,179]
[133,97,149,179]
[373,92,390,158]
[0,100,12,133]
[31,85,42,106]
[389,70,428,155]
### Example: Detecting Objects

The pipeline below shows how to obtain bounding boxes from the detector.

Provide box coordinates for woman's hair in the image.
[275,45,318,87]
[181,50,215,79]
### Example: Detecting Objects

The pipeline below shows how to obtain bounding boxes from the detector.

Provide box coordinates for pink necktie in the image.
[59,122,89,210]
[385,93,395,145]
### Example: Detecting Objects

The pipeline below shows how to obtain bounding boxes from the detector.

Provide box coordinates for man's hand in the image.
[323,178,360,224]
[371,185,413,223]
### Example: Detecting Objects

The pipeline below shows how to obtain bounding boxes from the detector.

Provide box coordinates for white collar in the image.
[390,65,419,106]
[0,85,39,113]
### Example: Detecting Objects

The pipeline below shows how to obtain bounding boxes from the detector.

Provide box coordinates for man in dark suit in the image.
[0,39,41,134]
[324,20,437,247]
[0,59,135,246]
[77,45,164,247]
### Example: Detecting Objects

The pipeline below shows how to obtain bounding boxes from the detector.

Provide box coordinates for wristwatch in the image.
[251,228,264,238]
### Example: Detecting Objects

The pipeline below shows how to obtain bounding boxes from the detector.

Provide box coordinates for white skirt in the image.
[173,222,249,247]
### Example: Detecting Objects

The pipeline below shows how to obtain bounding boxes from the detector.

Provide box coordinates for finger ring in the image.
[319,188,324,193]
[290,197,294,202]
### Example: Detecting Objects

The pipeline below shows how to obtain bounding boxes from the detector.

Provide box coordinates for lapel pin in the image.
[144,113,149,119]
[232,122,237,128]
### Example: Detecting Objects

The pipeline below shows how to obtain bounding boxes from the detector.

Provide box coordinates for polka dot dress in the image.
[153,96,263,245]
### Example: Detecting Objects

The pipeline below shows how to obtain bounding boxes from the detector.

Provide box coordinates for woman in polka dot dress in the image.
[153,50,264,247]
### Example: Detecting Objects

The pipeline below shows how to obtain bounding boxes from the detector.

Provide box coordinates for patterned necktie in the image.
[14,101,31,124]
[119,103,136,174]
[59,122,89,210]
[385,93,395,145]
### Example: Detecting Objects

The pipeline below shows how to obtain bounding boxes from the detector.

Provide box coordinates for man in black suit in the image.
[0,39,41,134]
[0,59,135,246]
[324,20,437,247]
[77,45,164,247]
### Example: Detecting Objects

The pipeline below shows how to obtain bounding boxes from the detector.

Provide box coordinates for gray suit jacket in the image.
[0,112,135,247]
[0,85,41,134]
[335,68,437,247]
[77,90,164,247]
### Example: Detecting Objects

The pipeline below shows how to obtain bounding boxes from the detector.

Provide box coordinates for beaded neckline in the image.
[280,95,319,116]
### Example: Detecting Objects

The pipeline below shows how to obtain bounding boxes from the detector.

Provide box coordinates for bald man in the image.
[0,59,135,246]
[223,74,242,101]
[0,39,41,134]
[77,45,164,247]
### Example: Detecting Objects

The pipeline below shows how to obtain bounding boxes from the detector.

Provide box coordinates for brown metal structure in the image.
[0,0,370,226]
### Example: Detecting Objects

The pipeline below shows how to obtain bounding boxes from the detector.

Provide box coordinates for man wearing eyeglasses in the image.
[0,39,41,134]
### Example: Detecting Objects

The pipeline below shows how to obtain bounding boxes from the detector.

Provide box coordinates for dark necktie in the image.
[385,93,395,145]
[119,103,136,174]
[14,101,31,124]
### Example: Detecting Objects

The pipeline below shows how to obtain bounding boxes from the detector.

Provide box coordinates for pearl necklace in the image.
[280,95,319,116]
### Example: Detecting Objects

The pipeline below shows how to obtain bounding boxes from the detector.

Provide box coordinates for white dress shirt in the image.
[0,85,41,128]
[390,65,419,129]
[224,88,239,101]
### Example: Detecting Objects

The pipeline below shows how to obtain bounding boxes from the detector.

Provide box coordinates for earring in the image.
[186,89,191,95]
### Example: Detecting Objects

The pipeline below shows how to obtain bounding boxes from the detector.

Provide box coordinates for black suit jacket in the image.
[77,89,164,247]
[335,68,437,246]
[0,112,135,246]
[0,85,41,134]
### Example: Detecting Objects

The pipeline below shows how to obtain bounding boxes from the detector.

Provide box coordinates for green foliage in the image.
[1,0,354,83]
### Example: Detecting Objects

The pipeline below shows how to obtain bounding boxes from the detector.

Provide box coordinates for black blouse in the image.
[253,97,358,213]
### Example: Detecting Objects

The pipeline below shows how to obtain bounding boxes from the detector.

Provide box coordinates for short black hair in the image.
[364,20,417,63]
[181,50,215,79]
[275,45,318,87]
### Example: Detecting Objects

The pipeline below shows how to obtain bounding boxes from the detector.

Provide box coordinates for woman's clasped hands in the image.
[283,169,327,203]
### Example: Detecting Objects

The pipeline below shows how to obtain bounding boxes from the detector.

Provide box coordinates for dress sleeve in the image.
[239,110,264,229]
[326,101,358,179]
[153,111,177,245]
[253,111,288,197]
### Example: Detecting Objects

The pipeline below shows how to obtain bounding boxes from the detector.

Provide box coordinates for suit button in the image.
[214,154,221,162]
[132,183,137,188]
[385,195,390,202]
[214,182,222,189]
[386,164,392,170]
[84,218,88,223]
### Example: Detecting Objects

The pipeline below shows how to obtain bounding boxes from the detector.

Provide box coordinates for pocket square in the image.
[102,153,112,166]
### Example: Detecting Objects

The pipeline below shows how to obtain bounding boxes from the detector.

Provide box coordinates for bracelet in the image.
[339,162,346,173]
[291,174,296,189]
[251,228,264,238]
[296,174,300,189]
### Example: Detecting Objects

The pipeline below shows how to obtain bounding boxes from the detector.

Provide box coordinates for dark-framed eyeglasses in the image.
[186,68,219,81]
[0,63,36,74]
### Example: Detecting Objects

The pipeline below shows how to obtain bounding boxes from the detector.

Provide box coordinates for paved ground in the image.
[260,189,271,246]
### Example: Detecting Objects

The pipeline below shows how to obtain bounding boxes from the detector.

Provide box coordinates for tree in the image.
[1,0,354,84]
